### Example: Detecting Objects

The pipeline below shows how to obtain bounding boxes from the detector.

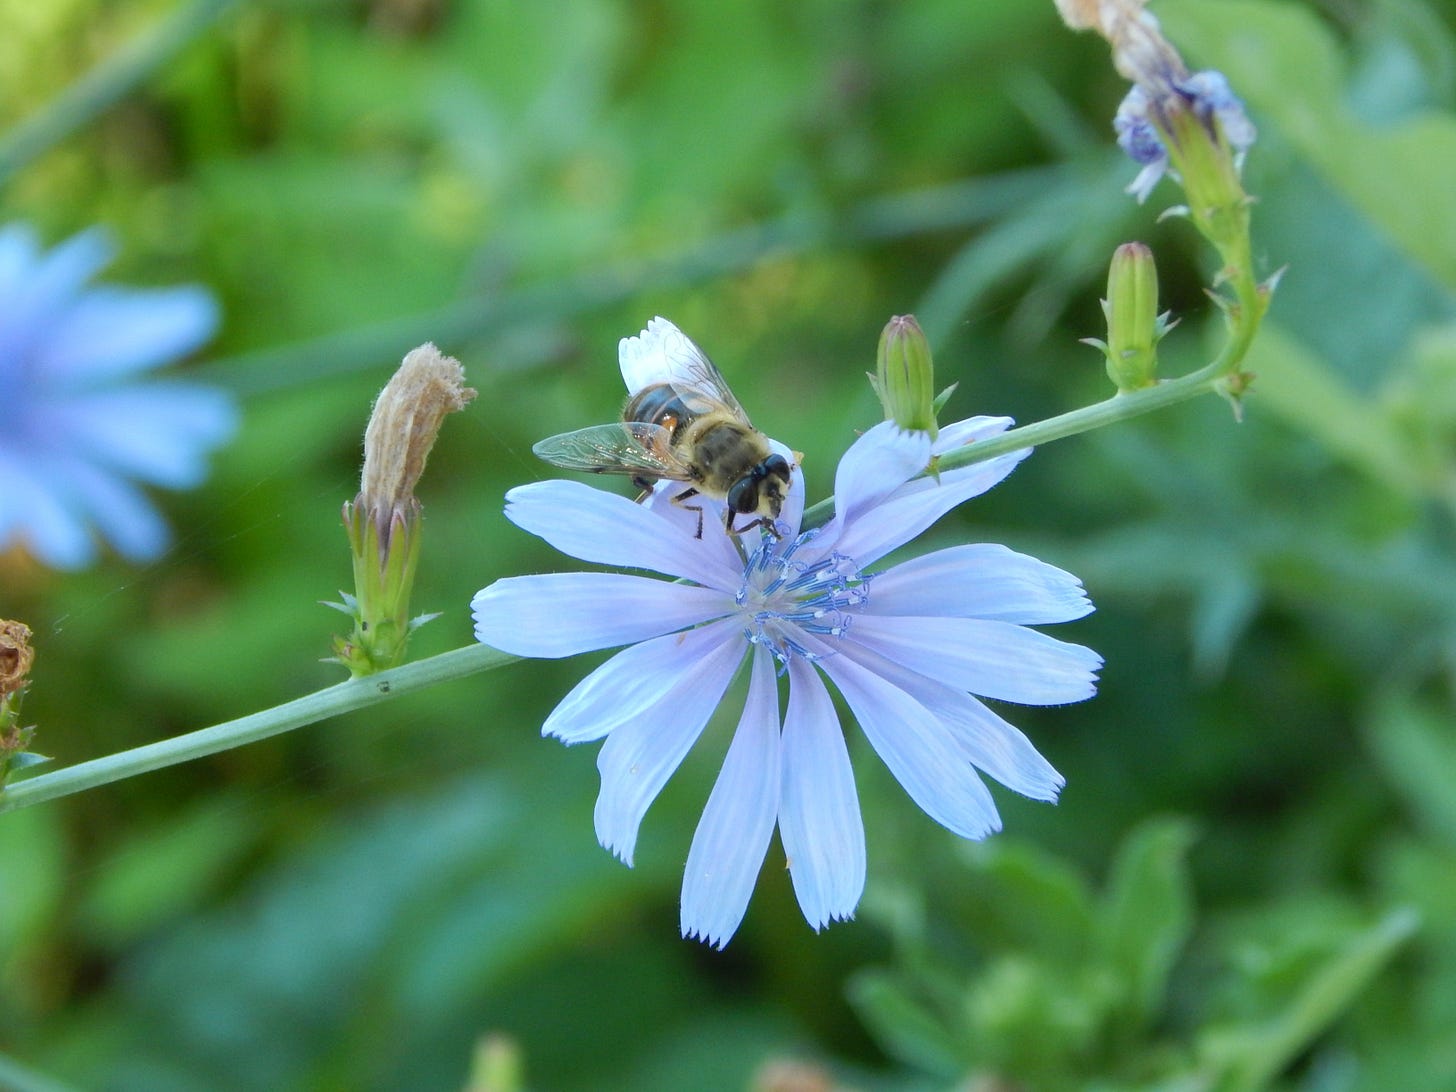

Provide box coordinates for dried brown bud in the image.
[1054,0,1186,93]
[0,620,34,698]
[360,343,476,514]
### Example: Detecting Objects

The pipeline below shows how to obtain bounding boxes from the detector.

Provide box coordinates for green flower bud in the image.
[1088,242,1172,392]
[1107,242,1161,390]
[873,314,938,437]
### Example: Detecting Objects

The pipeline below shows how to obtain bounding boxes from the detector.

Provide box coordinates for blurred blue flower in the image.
[473,417,1100,948]
[0,223,236,569]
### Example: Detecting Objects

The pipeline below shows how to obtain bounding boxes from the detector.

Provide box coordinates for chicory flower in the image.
[0,223,235,568]
[474,387,1099,946]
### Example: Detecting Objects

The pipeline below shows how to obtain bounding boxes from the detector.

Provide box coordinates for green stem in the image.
[801,354,1231,532]
[0,0,239,185]
[0,254,1267,815]
[0,338,1254,815]
[0,643,518,815]
[0,150,1271,814]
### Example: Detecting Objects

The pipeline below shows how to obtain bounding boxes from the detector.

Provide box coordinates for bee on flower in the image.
[472,318,1101,947]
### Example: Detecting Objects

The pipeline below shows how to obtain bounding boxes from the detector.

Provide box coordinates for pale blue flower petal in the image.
[865,543,1093,623]
[771,439,807,537]
[819,640,1001,840]
[834,641,1064,802]
[41,286,218,384]
[506,480,744,589]
[831,421,932,527]
[932,415,1014,452]
[851,614,1102,705]
[472,572,728,657]
[0,223,37,291]
[594,627,746,865]
[0,449,96,568]
[640,478,743,569]
[947,694,1066,802]
[2,450,169,565]
[55,456,170,561]
[543,619,741,744]
[779,656,865,931]
[0,227,111,362]
[45,384,237,487]
[681,646,781,948]
[834,448,1030,566]
[0,222,232,569]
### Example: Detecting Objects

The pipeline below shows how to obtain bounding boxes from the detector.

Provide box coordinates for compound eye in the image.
[764,453,790,479]
[727,478,757,514]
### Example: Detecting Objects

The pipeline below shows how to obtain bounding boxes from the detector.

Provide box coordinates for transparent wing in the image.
[532,421,694,480]
[661,330,752,422]
[620,317,751,423]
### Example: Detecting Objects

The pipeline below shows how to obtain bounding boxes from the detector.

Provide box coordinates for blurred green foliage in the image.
[3,0,1456,1088]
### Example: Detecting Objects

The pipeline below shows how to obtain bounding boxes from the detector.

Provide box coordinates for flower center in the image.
[734,529,870,667]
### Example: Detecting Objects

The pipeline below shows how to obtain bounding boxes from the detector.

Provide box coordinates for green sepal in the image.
[332,497,427,677]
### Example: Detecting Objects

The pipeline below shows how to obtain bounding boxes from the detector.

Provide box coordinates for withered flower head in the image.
[1054,0,1186,94]
[360,342,476,518]
[1,620,34,699]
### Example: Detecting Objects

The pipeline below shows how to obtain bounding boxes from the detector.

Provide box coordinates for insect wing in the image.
[620,317,751,423]
[532,421,693,480]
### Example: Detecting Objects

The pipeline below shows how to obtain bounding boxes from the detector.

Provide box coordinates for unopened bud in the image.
[873,315,938,437]
[331,344,475,676]
[1093,242,1170,391]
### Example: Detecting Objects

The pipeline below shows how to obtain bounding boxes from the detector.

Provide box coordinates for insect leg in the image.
[670,487,704,539]
[732,516,782,540]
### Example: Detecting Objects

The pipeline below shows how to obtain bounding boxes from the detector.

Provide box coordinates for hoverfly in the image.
[533,318,791,538]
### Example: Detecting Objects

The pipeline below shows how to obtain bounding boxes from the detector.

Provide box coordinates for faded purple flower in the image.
[1114,71,1256,202]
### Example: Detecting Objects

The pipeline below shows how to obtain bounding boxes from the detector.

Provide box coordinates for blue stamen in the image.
[735,529,870,665]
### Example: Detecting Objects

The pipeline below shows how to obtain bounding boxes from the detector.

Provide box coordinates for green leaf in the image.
[1096,818,1197,1025]
[1188,568,1260,681]
[0,805,67,971]
[1202,909,1419,1092]
[0,1050,82,1092]
[1364,695,1456,846]
[5,752,52,773]
[1242,322,1419,494]
[953,838,1097,963]
[78,793,261,947]
[848,968,966,1078]
[964,955,1103,1081]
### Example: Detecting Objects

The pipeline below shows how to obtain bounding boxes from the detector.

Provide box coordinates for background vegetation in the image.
[3,0,1456,1088]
